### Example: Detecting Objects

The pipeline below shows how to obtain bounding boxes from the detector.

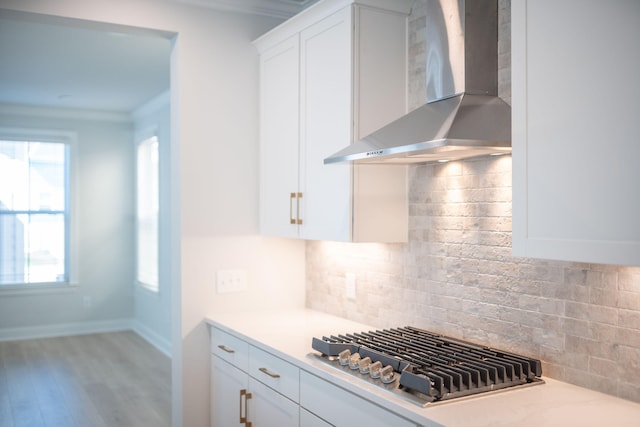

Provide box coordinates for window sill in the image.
[0,282,79,296]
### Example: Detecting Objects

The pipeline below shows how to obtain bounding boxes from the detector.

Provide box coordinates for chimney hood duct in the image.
[324,0,511,165]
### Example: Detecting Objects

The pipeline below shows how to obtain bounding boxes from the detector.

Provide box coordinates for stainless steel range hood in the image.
[325,0,510,165]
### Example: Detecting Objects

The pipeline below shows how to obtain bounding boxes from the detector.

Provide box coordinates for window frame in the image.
[135,128,160,294]
[0,127,77,292]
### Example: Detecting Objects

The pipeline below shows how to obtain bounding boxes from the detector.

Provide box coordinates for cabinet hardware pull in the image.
[258,367,281,379]
[217,344,235,354]
[296,192,303,225]
[240,389,252,426]
[289,192,296,224]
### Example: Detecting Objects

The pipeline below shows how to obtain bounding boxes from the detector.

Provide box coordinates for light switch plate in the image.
[216,269,247,294]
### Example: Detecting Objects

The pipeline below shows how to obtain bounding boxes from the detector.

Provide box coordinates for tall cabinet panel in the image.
[512,0,640,265]
[255,0,411,243]
[259,35,300,239]
[299,6,352,241]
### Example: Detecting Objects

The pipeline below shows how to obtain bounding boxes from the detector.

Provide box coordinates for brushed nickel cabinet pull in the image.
[217,344,235,354]
[258,367,281,379]
[296,192,303,225]
[289,192,296,224]
[240,389,252,425]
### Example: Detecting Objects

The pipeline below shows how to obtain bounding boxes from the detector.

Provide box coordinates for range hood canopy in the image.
[325,0,510,165]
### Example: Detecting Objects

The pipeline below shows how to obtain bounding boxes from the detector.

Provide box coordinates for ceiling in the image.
[0,0,317,114]
[0,17,172,113]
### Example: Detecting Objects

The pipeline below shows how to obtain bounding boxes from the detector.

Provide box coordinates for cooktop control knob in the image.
[358,357,372,374]
[380,365,395,384]
[348,353,361,370]
[338,349,351,366]
[369,361,383,379]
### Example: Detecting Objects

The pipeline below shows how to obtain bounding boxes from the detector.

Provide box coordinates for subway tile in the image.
[590,286,618,308]
[616,327,640,348]
[588,356,618,378]
[617,291,640,310]
[564,334,618,360]
[564,368,618,397]
[532,326,564,351]
[619,310,640,329]
[561,318,592,340]
[619,381,640,403]
[618,346,640,384]
[619,269,640,292]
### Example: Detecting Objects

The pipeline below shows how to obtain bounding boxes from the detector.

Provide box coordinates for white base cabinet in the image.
[210,327,299,427]
[211,356,248,427]
[300,371,417,427]
[210,326,421,427]
[300,408,331,427]
[512,0,640,265]
[249,378,298,427]
[256,0,411,242]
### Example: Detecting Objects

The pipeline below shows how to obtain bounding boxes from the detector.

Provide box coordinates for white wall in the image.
[0,106,135,337]
[0,2,306,426]
[132,91,173,356]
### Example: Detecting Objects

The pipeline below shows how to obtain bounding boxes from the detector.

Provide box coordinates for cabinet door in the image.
[299,6,353,241]
[211,355,248,427]
[260,34,301,238]
[300,408,331,427]
[300,371,416,427]
[248,377,299,427]
[512,0,640,265]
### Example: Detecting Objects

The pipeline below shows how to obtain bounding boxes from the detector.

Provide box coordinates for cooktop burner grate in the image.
[311,326,543,406]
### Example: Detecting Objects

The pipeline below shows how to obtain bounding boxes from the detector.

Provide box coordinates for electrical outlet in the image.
[345,272,356,300]
[216,270,247,294]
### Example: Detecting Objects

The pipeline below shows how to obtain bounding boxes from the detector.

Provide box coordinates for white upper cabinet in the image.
[255,0,411,242]
[259,35,300,239]
[511,0,640,266]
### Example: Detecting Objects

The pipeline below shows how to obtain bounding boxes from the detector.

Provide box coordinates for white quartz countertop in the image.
[205,308,640,427]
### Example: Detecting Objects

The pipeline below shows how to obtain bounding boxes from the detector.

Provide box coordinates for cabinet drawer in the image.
[249,346,299,402]
[210,327,249,371]
[300,408,332,427]
[300,371,416,427]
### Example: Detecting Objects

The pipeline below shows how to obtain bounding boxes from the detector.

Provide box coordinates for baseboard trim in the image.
[0,318,133,342]
[132,319,172,357]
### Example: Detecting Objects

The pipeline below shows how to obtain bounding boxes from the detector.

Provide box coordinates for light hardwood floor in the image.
[0,331,171,427]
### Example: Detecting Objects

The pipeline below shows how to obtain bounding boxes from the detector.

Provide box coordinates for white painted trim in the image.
[0,318,133,342]
[175,0,317,19]
[0,103,131,123]
[0,126,79,287]
[253,0,412,52]
[130,90,170,122]
[132,319,173,357]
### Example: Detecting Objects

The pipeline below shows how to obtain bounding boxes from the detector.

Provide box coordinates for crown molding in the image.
[173,0,318,19]
[0,103,131,123]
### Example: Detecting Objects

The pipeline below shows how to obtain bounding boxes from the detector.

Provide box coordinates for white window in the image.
[0,138,69,285]
[136,135,159,291]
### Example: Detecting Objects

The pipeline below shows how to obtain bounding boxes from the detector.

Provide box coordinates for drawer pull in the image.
[296,192,303,225]
[217,344,235,354]
[258,367,281,379]
[240,389,252,426]
[289,193,296,225]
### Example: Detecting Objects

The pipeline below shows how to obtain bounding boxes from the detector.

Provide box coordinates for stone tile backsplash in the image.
[305,0,640,403]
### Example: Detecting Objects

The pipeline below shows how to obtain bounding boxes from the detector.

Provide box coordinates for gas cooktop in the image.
[310,326,543,407]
